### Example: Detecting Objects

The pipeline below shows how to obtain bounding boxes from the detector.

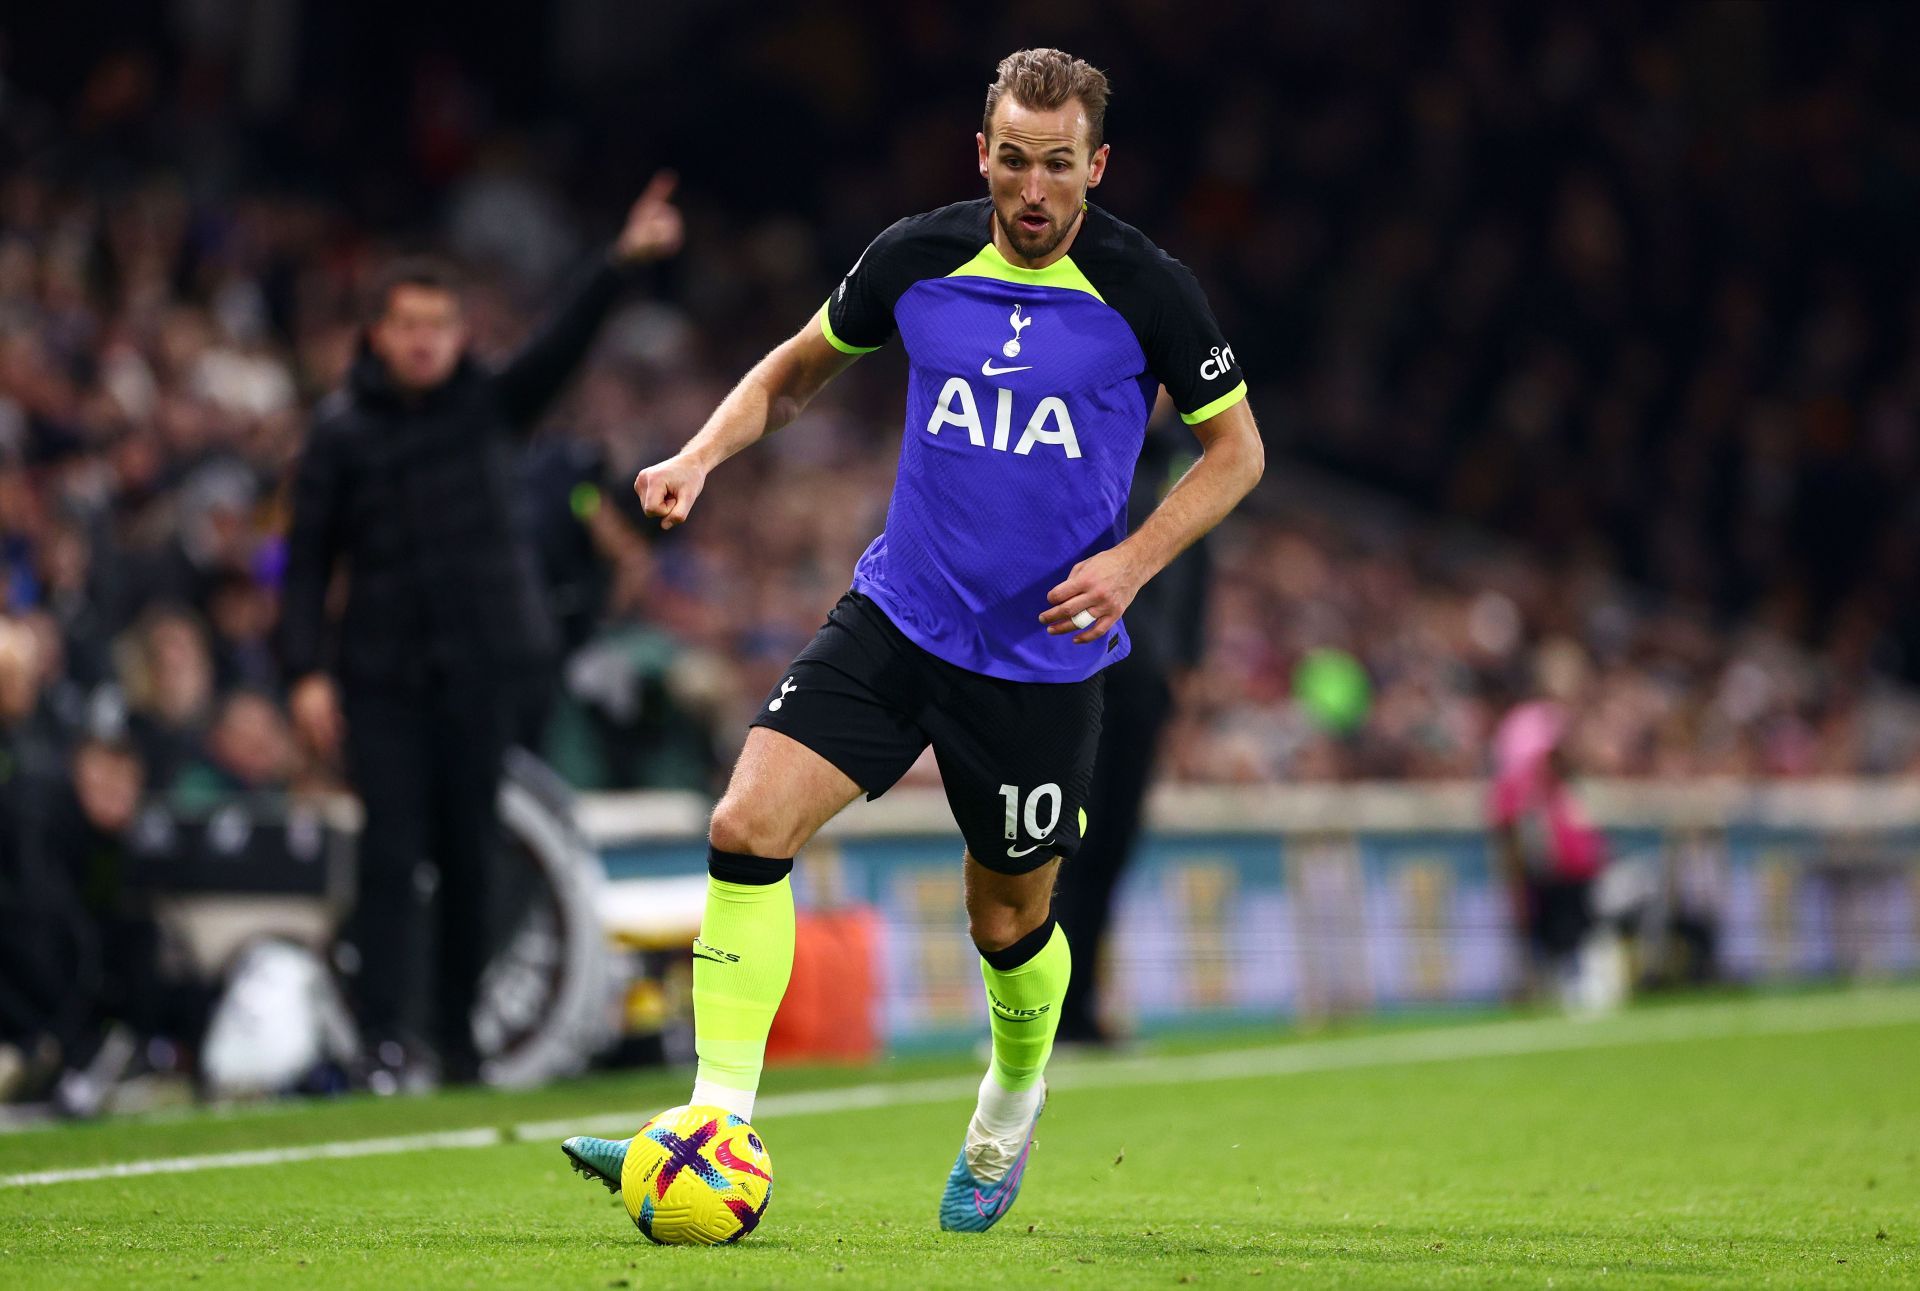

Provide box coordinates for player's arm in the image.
[279,417,348,756]
[638,215,905,527]
[496,173,683,429]
[632,316,860,529]
[1041,398,1263,644]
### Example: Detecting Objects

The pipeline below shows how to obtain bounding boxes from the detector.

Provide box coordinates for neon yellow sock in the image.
[981,923,1071,1093]
[691,876,795,1102]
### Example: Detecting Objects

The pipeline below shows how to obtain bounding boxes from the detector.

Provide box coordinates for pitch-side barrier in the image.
[584,779,1920,1049]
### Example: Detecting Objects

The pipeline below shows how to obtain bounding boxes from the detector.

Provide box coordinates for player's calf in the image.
[559,842,795,1210]
[940,901,1071,1232]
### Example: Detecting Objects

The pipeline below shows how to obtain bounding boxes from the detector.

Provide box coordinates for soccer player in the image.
[1490,701,1610,1008]
[562,48,1262,1232]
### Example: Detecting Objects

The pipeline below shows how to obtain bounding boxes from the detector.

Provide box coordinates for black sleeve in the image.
[1141,260,1246,424]
[277,419,344,680]
[820,201,989,354]
[492,252,636,428]
[821,218,915,354]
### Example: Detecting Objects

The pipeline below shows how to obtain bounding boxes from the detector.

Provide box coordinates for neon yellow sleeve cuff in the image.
[1180,380,1249,425]
[819,303,881,356]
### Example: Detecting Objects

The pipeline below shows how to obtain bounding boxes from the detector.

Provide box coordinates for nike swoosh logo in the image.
[713,1141,772,1183]
[1006,843,1042,858]
[691,951,729,964]
[980,360,1033,376]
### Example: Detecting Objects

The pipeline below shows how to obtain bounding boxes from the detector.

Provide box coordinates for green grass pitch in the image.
[2,987,1916,1289]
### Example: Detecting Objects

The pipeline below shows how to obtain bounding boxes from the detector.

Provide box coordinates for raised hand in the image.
[616,171,685,265]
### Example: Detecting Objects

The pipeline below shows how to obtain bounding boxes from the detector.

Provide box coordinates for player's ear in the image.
[1086,143,1110,189]
[976,131,990,180]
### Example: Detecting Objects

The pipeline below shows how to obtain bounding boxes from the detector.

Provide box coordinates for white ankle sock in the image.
[691,1077,755,1122]
[972,1070,1042,1140]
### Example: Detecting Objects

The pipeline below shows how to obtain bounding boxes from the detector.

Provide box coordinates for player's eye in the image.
[1047,160,1069,172]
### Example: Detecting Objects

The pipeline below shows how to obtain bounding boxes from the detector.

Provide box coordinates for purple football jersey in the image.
[822,200,1248,682]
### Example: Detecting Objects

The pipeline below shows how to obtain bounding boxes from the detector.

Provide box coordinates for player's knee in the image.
[967,904,1046,954]
[708,795,807,861]
[968,910,1018,954]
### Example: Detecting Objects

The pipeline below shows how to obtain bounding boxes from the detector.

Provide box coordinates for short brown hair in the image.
[983,48,1111,152]
[365,255,464,323]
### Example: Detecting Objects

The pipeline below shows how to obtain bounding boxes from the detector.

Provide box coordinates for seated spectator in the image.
[0,615,66,791]
[204,573,281,696]
[115,605,216,790]
[31,514,116,692]
[170,687,297,813]
[0,618,136,1111]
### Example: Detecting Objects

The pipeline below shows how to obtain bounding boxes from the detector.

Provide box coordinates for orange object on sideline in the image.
[766,907,882,1064]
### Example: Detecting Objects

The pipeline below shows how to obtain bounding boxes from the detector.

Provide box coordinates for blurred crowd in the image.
[1222,3,1920,678]
[2,0,1918,847]
[1166,476,1920,783]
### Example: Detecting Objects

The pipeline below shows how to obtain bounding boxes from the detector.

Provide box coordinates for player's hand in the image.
[615,171,684,264]
[1041,547,1147,645]
[633,453,707,530]
[290,672,344,760]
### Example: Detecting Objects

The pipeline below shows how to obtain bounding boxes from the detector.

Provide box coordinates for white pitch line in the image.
[516,986,1920,1140]
[1,1127,500,1188]
[7,989,1919,1190]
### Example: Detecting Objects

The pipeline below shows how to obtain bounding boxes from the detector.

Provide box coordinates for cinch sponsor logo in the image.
[925,377,1080,458]
[1200,343,1236,382]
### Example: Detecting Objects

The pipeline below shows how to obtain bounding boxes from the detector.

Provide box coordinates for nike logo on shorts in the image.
[1006,843,1042,858]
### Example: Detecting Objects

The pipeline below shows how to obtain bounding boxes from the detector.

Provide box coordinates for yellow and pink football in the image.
[620,1104,773,1245]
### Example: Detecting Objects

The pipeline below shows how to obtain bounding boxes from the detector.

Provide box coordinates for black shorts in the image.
[750,590,1104,875]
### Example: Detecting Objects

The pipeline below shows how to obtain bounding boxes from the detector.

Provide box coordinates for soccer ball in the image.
[620,1104,773,1244]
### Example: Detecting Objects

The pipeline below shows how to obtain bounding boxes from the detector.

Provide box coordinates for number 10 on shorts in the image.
[999,782,1062,841]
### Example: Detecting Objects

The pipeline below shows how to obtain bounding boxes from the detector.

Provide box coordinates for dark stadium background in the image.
[5,0,1920,1095]
[7,13,1920,1287]
[8,2,1920,792]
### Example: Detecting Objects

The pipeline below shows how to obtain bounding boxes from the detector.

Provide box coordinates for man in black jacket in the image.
[279,173,682,1085]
